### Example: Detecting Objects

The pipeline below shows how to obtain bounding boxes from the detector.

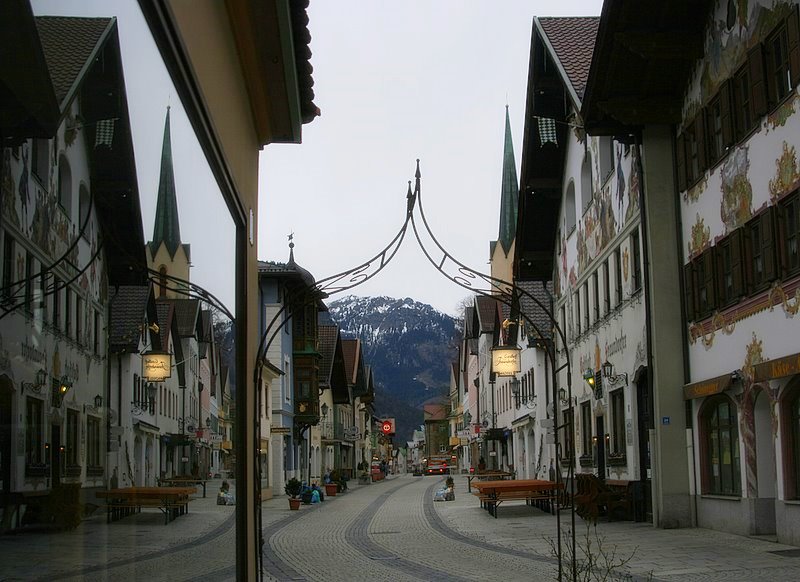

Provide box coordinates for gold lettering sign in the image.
[683,374,730,400]
[492,347,520,376]
[142,352,172,381]
[753,352,800,383]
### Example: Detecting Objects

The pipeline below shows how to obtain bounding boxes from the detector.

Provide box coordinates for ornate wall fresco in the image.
[684,174,709,205]
[720,146,754,231]
[688,214,712,258]
[766,92,799,132]
[576,182,618,276]
[768,141,800,201]
[624,146,640,225]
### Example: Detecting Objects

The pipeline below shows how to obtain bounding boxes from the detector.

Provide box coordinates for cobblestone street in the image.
[3,474,800,581]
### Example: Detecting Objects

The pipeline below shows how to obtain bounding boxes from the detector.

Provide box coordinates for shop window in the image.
[744,207,777,291]
[716,230,744,306]
[581,401,592,459]
[66,409,79,470]
[25,397,43,467]
[701,395,741,496]
[783,385,800,499]
[86,416,102,475]
[779,191,800,275]
[610,389,625,456]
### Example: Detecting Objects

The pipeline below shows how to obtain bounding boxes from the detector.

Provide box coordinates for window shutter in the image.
[762,207,777,282]
[676,132,687,192]
[703,249,717,310]
[719,81,734,150]
[789,5,800,87]
[695,115,708,172]
[730,229,744,298]
[683,262,696,321]
[776,201,789,275]
[749,44,767,117]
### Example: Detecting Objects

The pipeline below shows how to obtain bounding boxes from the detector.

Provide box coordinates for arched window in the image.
[599,137,614,183]
[565,180,576,233]
[78,183,90,232]
[581,153,593,211]
[158,265,168,298]
[782,382,800,499]
[58,155,72,218]
[700,395,741,495]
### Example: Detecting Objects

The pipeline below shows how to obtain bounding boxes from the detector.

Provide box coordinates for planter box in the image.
[288,498,301,510]
[324,483,338,497]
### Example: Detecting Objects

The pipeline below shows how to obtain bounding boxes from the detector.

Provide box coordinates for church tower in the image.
[489,106,519,287]
[146,107,191,298]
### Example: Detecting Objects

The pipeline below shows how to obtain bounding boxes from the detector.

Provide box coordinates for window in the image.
[75,296,83,345]
[599,137,614,183]
[614,247,623,307]
[78,184,90,234]
[705,84,733,164]
[57,155,72,219]
[784,386,800,499]
[24,252,33,313]
[52,277,61,330]
[592,271,599,322]
[765,16,794,106]
[581,401,592,458]
[701,395,741,496]
[695,250,717,318]
[31,138,49,185]
[716,230,744,306]
[631,230,642,293]
[2,233,13,302]
[25,397,43,466]
[86,416,102,473]
[66,409,79,469]
[732,64,754,140]
[94,310,100,354]
[603,260,611,314]
[562,409,574,461]
[39,271,46,317]
[610,389,625,455]
[745,208,777,290]
[574,291,581,335]
[779,192,800,275]
[582,282,589,331]
[581,153,593,211]
[65,288,72,338]
[565,181,576,233]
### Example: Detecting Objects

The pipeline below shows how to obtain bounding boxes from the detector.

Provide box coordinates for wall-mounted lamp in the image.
[731,369,745,383]
[558,387,576,407]
[320,403,329,418]
[21,369,48,395]
[601,361,628,385]
[94,394,103,408]
[52,375,73,407]
[583,368,595,388]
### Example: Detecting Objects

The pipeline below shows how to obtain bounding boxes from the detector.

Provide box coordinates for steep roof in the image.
[536,17,600,105]
[517,280,554,341]
[341,338,361,386]
[475,296,500,334]
[318,322,339,386]
[148,108,190,261]
[109,286,151,352]
[157,298,200,338]
[496,106,519,255]
[35,16,114,110]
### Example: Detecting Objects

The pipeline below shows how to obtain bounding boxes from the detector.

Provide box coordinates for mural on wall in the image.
[615,145,626,219]
[768,141,800,202]
[625,146,641,224]
[683,174,709,204]
[688,213,712,258]
[622,247,629,282]
[766,91,799,132]
[686,0,795,121]
[1,149,19,230]
[743,331,765,380]
[720,145,753,231]
[576,183,618,276]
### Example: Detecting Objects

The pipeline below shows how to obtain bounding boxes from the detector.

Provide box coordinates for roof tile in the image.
[538,17,600,101]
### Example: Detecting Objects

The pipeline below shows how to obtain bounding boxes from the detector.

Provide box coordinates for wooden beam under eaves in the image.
[597,96,681,125]
[614,31,703,61]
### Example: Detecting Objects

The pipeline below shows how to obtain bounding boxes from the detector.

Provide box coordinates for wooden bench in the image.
[466,470,514,492]
[473,479,563,518]
[97,487,194,525]
[159,476,207,498]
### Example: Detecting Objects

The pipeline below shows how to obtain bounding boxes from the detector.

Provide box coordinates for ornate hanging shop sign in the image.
[142,351,172,382]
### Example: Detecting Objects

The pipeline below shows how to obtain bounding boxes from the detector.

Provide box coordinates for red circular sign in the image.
[382,422,392,433]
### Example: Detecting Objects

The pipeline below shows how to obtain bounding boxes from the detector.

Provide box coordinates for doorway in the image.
[753,389,776,534]
[0,380,12,494]
[636,370,653,522]
[595,415,606,479]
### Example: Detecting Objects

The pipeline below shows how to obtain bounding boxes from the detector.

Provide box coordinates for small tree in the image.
[284,478,302,499]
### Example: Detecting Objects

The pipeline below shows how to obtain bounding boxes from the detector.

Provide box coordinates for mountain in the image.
[327,295,459,443]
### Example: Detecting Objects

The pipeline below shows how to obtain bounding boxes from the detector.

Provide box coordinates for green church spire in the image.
[498,105,519,255]
[149,107,182,258]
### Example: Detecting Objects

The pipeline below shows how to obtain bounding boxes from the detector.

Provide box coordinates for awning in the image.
[134,420,160,434]
[753,352,800,383]
[683,373,732,400]
[511,413,534,427]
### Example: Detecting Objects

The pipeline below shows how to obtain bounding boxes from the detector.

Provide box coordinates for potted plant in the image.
[325,469,340,496]
[285,477,303,510]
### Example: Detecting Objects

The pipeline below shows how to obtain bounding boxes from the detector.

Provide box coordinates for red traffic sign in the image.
[381,418,395,435]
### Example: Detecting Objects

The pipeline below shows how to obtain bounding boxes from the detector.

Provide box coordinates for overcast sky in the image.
[32,0,603,317]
